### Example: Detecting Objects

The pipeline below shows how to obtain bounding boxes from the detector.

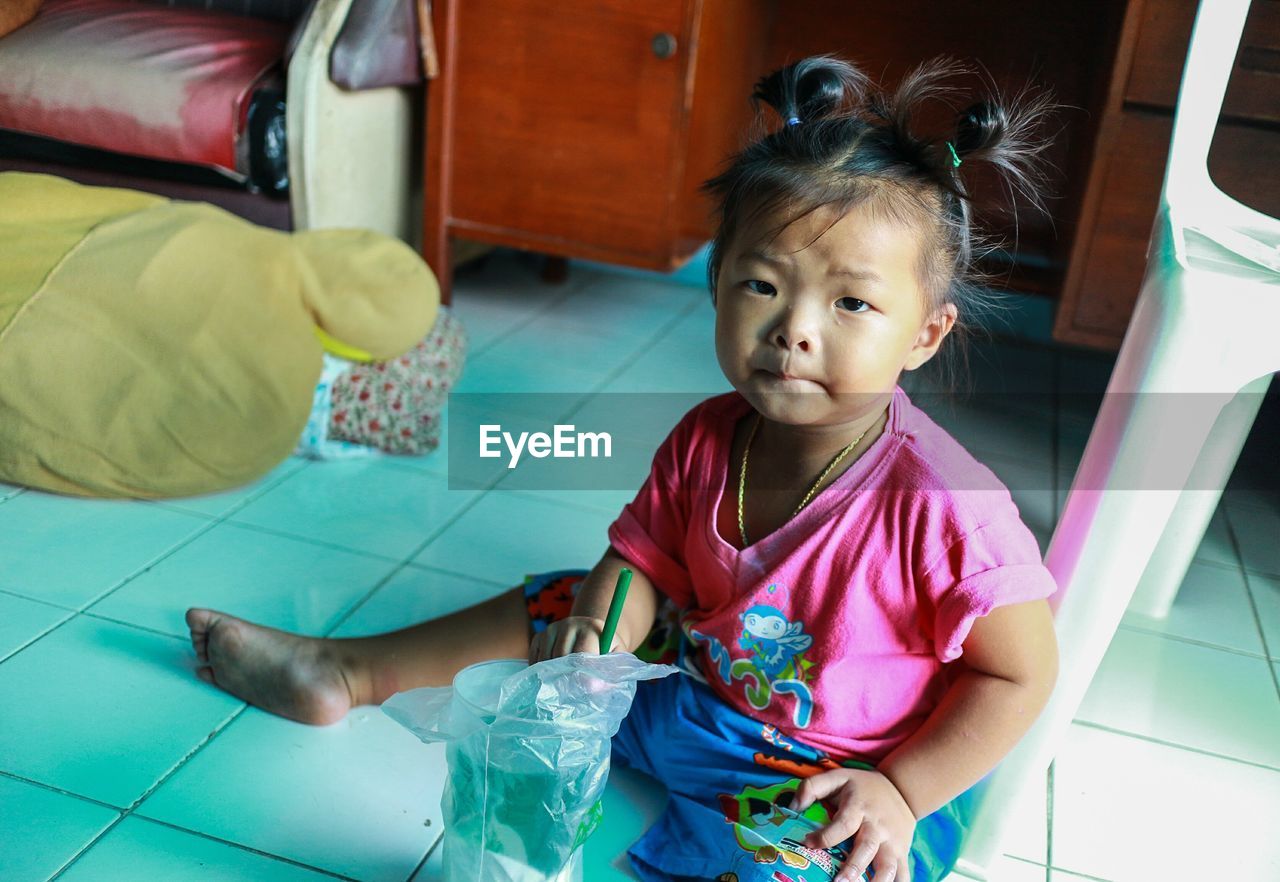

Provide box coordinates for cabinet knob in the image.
[651,32,678,59]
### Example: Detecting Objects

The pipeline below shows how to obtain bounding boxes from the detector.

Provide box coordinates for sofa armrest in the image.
[285,0,416,237]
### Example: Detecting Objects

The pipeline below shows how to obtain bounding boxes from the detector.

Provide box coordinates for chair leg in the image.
[1045,260,1275,713]
[969,394,1196,879]
[1126,373,1271,618]
[949,273,1225,878]
[949,282,1234,875]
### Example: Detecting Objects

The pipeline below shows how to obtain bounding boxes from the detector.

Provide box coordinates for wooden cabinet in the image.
[422,0,1127,307]
[422,0,772,301]
[423,0,1278,344]
[1053,0,1280,349]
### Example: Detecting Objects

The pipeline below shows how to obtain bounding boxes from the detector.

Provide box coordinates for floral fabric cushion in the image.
[327,307,466,455]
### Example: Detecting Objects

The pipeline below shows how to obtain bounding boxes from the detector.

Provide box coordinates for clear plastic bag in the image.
[383,654,678,882]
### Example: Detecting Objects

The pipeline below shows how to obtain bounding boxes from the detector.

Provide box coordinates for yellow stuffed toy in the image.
[0,172,439,497]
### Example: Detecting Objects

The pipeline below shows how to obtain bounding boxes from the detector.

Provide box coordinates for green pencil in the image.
[598,568,633,653]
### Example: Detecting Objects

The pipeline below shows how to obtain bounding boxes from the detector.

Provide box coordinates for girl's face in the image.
[714,201,955,429]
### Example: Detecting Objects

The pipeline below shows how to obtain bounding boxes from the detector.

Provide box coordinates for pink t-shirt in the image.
[608,389,1057,763]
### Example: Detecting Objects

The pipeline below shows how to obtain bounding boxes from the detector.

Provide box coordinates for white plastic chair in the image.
[945,0,1279,878]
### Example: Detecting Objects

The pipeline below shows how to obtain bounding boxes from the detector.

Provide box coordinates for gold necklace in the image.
[737,414,869,547]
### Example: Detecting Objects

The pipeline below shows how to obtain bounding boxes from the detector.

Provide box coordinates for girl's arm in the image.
[529,547,659,659]
[797,599,1057,881]
[877,597,1059,817]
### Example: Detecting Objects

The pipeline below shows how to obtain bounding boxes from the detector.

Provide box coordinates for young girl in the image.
[187,56,1060,882]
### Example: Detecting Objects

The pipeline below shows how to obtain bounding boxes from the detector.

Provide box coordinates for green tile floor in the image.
[1,252,1277,881]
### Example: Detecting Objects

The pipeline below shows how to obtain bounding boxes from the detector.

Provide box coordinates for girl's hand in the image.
[794,767,916,882]
[528,615,611,663]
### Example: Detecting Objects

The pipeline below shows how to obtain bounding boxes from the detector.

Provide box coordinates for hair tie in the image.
[786,116,802,127]
[946,141,962,168]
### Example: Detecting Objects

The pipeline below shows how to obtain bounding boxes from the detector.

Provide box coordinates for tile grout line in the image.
[147,458,314,521]
[1044,864,1116,882]
[76,611,198,643]
[1114,621,1273,662]
[0,609,75,666]
[75,461,318,619]
[1222,500,1280,685]
[1222,499,1280,580]
[396,558,537,592]
[504,297,707,488]
[1070,718,1280,773]
[1044,760,1055,877]
[45,813,131,882]
[44,703,360,882]
[0,584,77,610]
[321,560,419,638]
[322,468,511,636]
[468,262,706,364]
[402,560,511,588]
[38,704,242,881]
[1241,561,1280,580]
[378,457,449,480]
[460,269,596,360]
[0,487,26,506]
[1186,553,1260,577]
[1240,571,1280,699]
[402,831,444,882]
[117,815,364,881]
[125,705,249,811]
[1224,509,1275,643]
[48,814,361,882]
[196,517,409,566]
[995,855,1058,881]
[0,768,123,811]
[461,289,585,361]
[560,296,706,420]
[0,464,350,878]
[0,584,192,672]
[470,292,707,436]
[15,638,353,882]
[75,514,223,612]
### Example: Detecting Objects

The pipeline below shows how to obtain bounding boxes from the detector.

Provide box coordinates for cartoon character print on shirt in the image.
[739,604,814,678]
[686,587,817,729]
[715,779,849,881]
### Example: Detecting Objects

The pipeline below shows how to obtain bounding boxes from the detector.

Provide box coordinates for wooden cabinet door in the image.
[441,0,693,264]
[1055,112,1170,344]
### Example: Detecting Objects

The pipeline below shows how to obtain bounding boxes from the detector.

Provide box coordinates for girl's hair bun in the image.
[950,91,1055,212]
[955,101,1006,157]
[752,55,868,127]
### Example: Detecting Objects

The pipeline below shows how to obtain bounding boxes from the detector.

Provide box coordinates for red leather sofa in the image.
[0,0,432,238]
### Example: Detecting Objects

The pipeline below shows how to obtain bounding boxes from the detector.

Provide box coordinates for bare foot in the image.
[185,608,358,725]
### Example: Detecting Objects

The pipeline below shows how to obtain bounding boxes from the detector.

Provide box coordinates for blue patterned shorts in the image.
[519,570,977,882]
